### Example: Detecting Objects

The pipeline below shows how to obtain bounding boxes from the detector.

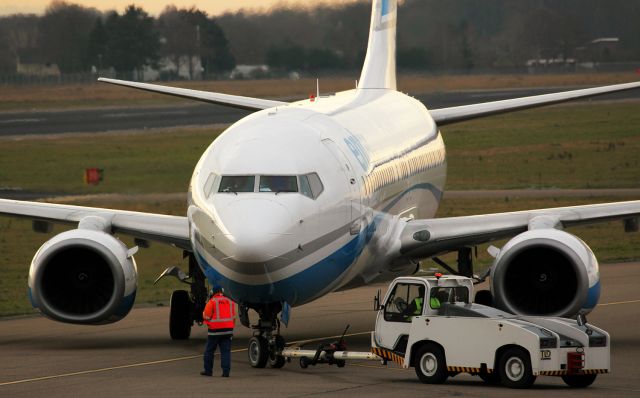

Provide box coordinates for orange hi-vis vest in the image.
[203,293,236,335]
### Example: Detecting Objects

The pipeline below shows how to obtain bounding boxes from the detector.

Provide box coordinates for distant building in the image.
[588,37,619,62]
[15,51,61,77]
[526,57,576,73]
[229,64,270,79]
[141,55,204,81]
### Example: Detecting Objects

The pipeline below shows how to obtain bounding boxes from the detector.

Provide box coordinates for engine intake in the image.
[491,229,599,317]
[29,229,137,324]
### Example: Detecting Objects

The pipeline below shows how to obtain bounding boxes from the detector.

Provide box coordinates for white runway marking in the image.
[0,118,43,124]
[102,111,188,118]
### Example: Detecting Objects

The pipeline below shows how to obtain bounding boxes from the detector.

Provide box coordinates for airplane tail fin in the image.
[358,0,398,90]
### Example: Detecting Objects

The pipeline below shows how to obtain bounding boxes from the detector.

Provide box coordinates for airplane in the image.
[2,0,640,369]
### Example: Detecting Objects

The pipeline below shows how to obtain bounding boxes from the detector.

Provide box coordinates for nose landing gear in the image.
[242,302,287,368]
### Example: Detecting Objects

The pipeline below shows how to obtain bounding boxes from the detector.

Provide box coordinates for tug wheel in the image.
[562,374,597,388]
[498,347,536,389]
[414,344,448,384]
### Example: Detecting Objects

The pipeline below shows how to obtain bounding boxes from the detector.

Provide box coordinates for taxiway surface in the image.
[1,262,639,397]
[1,87,637,137]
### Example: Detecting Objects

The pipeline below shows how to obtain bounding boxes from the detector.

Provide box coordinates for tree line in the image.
[0,1,235,78]
[1,0,640,79]
[217,0,640,72]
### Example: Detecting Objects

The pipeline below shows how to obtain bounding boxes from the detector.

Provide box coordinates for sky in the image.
[0,0,362,16]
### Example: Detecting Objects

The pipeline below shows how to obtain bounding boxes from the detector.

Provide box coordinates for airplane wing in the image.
[0,199,191,250]
[397,200,640,260]
[429,81,640,126]
[98,78,288,111]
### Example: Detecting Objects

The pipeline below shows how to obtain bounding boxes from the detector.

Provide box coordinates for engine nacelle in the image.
[28,229,138,324]
[491,229,600,317]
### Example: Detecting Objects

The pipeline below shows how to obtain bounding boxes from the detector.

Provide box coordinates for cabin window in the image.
[218,175,255,193]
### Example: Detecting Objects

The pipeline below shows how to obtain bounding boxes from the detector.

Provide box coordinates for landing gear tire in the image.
[498,347,536,389]
[248,336,269,368]
[414,344,448,384]
[268,335,286,368]
[169,290,192,340]
[561,374,597,388]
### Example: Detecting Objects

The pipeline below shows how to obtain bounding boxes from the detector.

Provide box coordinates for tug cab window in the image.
[259,176,298,193]
[218,176,255,193]
[384,283,425,322]
[430,287,470,309]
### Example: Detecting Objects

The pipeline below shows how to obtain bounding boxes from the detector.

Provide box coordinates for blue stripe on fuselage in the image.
[194,183,440,307]
[195,224,372,307]
[381,0,390,16]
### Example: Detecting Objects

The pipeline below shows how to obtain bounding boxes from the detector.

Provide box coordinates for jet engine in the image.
[490,229,600,317]
[28,229,137,324]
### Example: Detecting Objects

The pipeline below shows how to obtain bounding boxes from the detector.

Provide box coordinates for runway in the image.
[1,262,639,397]
[0,86,637,137]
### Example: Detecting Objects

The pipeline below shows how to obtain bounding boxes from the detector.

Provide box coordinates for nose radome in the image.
[221,198,295,263]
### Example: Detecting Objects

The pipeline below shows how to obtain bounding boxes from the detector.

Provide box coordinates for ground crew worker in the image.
[429,295,441,309]
[411,295,424,316]
[404,286,425,320]
[201,285,236,377]
[430,289,449,310]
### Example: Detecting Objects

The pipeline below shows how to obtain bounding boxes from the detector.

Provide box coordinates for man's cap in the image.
[211,284,223,293]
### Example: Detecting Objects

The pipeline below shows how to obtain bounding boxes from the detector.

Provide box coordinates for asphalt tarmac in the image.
[0,86,637,137]
[1,262,639,397]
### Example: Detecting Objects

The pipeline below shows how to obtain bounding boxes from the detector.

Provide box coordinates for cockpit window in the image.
[307,173,324,199]
[259,176,298,193]
[299,175,313,198]
[204,173,217,198]
[215,174,323,198]
[218,175,255,193]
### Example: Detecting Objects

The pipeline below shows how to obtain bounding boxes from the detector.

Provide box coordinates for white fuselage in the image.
[188,88,446,307]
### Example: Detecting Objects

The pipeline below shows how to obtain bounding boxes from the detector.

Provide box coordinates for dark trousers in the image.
[203,334,232,375]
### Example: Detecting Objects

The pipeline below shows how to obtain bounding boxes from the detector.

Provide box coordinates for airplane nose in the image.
[221,198,295,263]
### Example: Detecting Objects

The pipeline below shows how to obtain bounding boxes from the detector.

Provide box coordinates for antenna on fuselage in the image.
[316,78,320,99]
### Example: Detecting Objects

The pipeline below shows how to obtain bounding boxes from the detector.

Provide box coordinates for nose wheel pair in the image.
[248,333,286,368]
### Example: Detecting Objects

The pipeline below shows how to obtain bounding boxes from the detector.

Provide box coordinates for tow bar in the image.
[280,325,382,368]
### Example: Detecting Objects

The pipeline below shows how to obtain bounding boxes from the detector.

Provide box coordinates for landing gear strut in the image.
[244,302,286,368]
[156,252,208,340]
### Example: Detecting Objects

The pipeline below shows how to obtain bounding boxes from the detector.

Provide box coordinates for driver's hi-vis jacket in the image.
[203,293,236,335]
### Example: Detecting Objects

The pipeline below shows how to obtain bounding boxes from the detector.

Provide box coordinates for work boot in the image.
[221,373,229,377]
[200,371,212,376]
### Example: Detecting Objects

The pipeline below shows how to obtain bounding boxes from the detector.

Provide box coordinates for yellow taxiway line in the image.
[3,299,638,387]
[0,331,371,387]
